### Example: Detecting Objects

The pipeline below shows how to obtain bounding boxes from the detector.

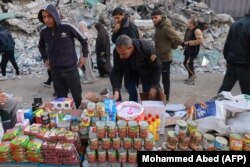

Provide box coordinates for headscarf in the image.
[78,21,89,38]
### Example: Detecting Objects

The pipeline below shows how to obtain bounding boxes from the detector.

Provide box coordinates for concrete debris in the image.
[0,0,233,77]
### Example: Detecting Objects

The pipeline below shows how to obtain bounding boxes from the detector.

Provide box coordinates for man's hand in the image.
[44,60,50,69]
[113,91,120,101]
[0,93,7,105]
[113,23,120,33]
[78,56,86,67]
[149,87,157,100]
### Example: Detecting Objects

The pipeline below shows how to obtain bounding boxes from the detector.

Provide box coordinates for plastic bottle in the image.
[147,113,152,122]
[151,118,157,141]
[144,116,148,123]
[155,115,160,141]
[148,121,154,136]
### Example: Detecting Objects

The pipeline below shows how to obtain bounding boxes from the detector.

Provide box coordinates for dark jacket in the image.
[111,15,140,43]
[111,39,162,91]
[223,15,250,68]
[184,27,203,57]
[38,4,88,69]
[154,18,182,62]
[95,22,110,56]
[0,30,15,52]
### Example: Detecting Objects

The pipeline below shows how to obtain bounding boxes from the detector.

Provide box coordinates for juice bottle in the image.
[155,115,160,141]
[147,113,152,122]
[151,118,157,141]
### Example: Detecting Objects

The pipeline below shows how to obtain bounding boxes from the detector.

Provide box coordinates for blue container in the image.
[24,108,33,122]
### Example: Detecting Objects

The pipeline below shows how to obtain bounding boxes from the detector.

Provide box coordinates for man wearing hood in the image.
[110,35,162,102]
[151,10,182,102]
[38,4,88,109]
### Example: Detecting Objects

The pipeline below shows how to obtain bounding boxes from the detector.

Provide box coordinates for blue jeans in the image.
[125,73,151,102]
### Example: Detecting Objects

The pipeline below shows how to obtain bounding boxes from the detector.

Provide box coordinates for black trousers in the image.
[162,61,172,100]
[218,64,250,95]
[46,69,52,84]
[52,67,82,109]
[1,50,20,76]
[183,54,196,77]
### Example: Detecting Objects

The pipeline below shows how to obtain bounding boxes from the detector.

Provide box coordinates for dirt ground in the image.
[0,72,241,108]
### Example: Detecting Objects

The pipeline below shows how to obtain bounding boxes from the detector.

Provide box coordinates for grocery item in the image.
[175,120,187,138]
[187,120,198,136]
[128,120,138,138]
[144,133,154,151]
[215,136,228,151]
[229,134,243,151]
[112,137,121,150]
[117,120,127,138]
[166,131,178,149]
[133,137,142,150]
[128,149,137,164]
[202,133,215,151]
[123,137,132,149]
[139,121,149,138]
[96,121,106,138]
[107,149,116,163]
[118,148,127,163]
[107,121,116,138]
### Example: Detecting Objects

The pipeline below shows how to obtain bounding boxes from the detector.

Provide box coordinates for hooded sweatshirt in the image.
[38,4,88,70]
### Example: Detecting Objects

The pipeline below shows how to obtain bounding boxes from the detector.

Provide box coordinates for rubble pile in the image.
[0,0,234,77]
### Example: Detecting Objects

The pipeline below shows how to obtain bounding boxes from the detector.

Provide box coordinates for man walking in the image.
[151,10,182,102]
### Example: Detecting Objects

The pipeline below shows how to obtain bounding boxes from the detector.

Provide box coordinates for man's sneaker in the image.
[184,75,196,82]
[184,79,195,85]
[13,75,21,79]
[43,82,51,87]
[0,76,7,81]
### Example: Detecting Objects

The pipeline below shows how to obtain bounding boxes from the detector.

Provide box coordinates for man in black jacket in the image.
[110,35,162,102]
[218,14,250,95]
[38,4,88,108]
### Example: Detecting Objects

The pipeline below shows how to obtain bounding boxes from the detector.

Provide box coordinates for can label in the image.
[41,112,50,125]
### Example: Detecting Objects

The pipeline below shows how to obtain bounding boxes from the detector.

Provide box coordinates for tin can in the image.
[117,120,127,138]
[179,136,190,150]
[215,136,228,151]
[123,137,132,149]
[190,131,202,148]
[91,117,100,127]
[229,134,243,151]
[144,133,154,151]
[96,121,106,138]
[139,121,149,138]
[175,120,187,137]
[128,149,137,164]
[102,137,111,150]
[87,102,96,117]
[202,133,215,151]
[107,149,116,163]
[97,148,106,163]
[89,133,98,150]
[96,102,105,117]
[118,148,127,163]
[187,120,198,136]
[243,134,250,151]
[107,121,116,138]
[133,137,142,150]
[79,122,88,138]
[112,137,121,149]
[162,142,172,151]
[70,120,80,132]
[166,131,178,149]
[128,120,139,138]
[41,112,50,126]
[86,146,96,163]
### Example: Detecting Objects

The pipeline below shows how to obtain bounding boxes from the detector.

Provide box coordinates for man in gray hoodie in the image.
[38,4,89,108]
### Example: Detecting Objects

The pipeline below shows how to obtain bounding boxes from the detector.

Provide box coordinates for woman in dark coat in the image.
[94,22,112,77]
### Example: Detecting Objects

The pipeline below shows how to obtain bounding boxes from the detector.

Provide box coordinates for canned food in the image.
[112,137,121,149]
[86,146,96,163]
[144,133,154,151]
[97,148,106,163]
[117,120,127,138]
[187,120,198,136]
[107,121,116,138]
[96,121,106,138]
[102,137,111,150]
[87,102,96,117]
[128,121,138,138]
[91,117,100,127]
[166,131,178,149]
[162,142,172,151]
[190,131,202,148]
[133,137,142,150]
[41,112,50,126]
[89,133,98,150]
[179,136,190,150]
[96,102,105,117]
[243,134,250,151]
[230,134,243,151]
[107,149,116,163]
[70,121,80,132]
[118,148,127,163]
[123,137,132,149]
[139,121,149,138]
[175,120,187,137]
[215,136,228,151]
[128,149,137,164]
[202,133,215,151]
[79,123,88,138]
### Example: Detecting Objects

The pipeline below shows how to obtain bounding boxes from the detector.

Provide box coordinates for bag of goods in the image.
[0,141,13,162]
[117,101,144,122]
[2,126,22,141]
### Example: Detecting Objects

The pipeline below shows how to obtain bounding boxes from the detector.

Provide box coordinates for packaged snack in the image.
[2,126,22,141]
